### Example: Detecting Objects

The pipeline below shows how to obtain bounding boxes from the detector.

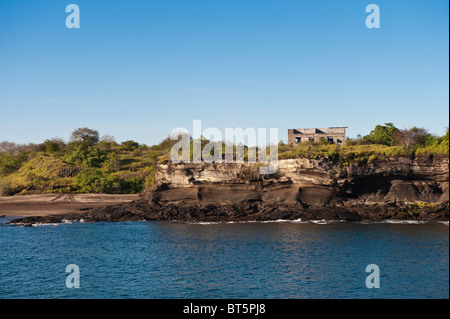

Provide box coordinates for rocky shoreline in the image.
[7,156,450,225]
[9,199,448,226]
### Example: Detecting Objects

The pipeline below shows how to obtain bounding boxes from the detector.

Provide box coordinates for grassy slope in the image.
[0,143,169,196]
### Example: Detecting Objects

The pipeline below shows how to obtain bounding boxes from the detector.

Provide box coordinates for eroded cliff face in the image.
[91,156,448,222]
[10,156,449,224]
[153,157,449,206]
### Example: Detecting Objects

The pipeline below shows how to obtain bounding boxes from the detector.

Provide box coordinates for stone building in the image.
[288,127,347,144]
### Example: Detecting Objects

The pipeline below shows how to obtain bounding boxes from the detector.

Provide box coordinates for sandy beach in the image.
[0,194,140,217]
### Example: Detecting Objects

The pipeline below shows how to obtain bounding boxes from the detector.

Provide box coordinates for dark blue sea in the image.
[0,217,448,299]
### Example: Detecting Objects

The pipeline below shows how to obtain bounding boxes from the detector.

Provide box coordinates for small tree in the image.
[103,152,121,172]
[43,138,65,154]
[119,140,139,151]
[69,128,100,147]
[100,134,116,143]
[0,141,20,155]
[97,135,118,152]
[363,123,399,146]
[393,127,429,149]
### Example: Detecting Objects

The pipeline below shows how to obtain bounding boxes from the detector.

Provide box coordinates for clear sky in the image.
[0,0,448,145]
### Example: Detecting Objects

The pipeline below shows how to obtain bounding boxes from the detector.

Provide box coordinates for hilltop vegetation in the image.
[0,124,448,196]
[0,128,177,196]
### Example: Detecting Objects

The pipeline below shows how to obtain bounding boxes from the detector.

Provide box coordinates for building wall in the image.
[288,128,346,144]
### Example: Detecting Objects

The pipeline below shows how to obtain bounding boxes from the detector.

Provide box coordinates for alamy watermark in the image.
[63,4,380,31]
[366,4,380,29]
[65,4,80,29]
[66,264,80,288]
[169,120,279,174]
[365,264,380,289]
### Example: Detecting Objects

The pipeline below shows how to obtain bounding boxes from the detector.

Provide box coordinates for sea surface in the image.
[0,216,448,299]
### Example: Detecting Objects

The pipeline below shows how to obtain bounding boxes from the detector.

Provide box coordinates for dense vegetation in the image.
[0,124,448,196]
[0,128,177,196]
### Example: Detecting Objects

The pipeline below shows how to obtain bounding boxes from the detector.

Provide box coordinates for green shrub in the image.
[73,168,121,193]
[119,140,139,151]
[43,139,63,154]
[363,123,399,146]
[103,152,121,172]
[121,177,144,193]
[63,145,107,167]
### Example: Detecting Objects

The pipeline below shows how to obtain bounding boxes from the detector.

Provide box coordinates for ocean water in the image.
[0,217,448,299]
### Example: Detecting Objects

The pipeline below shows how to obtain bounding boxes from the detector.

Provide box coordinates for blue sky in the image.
[0,0,448,145]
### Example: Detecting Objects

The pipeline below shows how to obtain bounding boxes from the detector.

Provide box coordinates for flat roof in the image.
[289,127,347,130]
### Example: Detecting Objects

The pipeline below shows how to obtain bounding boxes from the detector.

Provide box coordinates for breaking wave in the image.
[377,220,428,225]
[309,219,346,224]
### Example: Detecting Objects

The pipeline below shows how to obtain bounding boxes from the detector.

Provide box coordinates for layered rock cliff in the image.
[11,155,449,224]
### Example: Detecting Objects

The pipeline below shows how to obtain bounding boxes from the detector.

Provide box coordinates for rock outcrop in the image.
[10,155,449,224]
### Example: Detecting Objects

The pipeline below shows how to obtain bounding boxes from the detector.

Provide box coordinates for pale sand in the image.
[0,194,140,217]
